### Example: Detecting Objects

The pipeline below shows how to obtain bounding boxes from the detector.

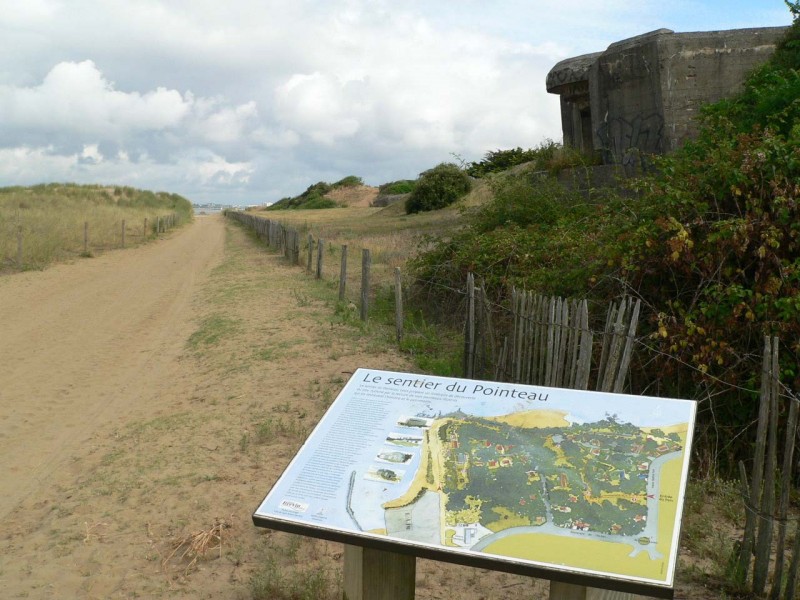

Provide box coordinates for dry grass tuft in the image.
[83,521,109,544]
[163,516,231,574]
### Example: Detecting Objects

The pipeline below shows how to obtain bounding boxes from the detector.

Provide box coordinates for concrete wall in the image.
[656,28,786,152]
[590,30,668,166]
[546,26,788,166]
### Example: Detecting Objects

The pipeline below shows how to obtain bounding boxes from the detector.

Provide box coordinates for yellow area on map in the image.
[483,535,664,579]
[642,423,688,439]
[487,409,570,429]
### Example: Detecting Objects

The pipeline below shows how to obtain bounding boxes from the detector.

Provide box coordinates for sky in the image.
[0,1,793,206]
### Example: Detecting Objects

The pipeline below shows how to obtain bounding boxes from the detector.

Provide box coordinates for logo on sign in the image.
[279,499,309,513]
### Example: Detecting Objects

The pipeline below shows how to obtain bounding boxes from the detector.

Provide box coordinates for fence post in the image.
[307,234,313,273]
[84,221,89,254]
[339,244,348,302]
[360,249,371,322]
[754,336,779,594]
[771,391,799,599]
[16,226,23,267]
[736,336,775,584]
[316,239,324,279]
[464,273,475,378]
[395,267,403,344]
[121,220,126,248]
[143,217,148,240]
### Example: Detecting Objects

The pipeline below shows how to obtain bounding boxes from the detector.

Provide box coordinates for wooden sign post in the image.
[343,545,415,600]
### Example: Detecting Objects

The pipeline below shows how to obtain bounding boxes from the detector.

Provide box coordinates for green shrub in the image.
[600,12,800,470]
[465,141,599,178]
[267,176,365,210]
[299,196,338,209]
[409,171,616,303]
[333,175,363,187]
[405,163,471,214]
[379,180,416,195]
[467,144,556,178]
[268,181,334,210]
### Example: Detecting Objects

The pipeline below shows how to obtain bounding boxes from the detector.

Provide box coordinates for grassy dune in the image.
[250,180,492,289]
[0,183,193,271]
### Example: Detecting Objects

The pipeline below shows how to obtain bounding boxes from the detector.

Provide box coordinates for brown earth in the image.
[325,185,379,207]
[0,214,730,599]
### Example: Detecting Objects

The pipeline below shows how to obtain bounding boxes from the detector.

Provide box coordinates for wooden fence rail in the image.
[226,212,373,320]
[464,281,641,394]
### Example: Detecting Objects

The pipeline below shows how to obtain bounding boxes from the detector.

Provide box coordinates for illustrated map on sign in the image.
[254,369,696,591]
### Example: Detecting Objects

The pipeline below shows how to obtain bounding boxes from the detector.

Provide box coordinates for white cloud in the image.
[0,60,190,137]
[0,0,793,204]
[0,144,253,199]
[193,153,253,185]
[0,146,77,181]
[0,0,57,26]
[80,144,103,164]
[190,100,260,144]
[275,72,363,145]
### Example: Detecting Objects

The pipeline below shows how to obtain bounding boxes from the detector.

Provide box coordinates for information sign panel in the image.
[253,369,696,598]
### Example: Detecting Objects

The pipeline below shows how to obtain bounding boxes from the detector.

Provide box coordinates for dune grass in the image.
[0,183,193,271]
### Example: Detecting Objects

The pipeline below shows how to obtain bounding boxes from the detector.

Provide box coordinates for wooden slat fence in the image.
[464,280,640,394]
[226,211,301,265]
[734,336,800,599]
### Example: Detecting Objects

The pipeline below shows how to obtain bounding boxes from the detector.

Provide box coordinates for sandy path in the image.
[0,215,549,599]
[0,217,224,521]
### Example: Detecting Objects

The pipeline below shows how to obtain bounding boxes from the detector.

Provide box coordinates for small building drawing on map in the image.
[376,450,413,465]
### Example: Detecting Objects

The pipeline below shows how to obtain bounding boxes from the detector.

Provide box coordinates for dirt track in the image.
[0,216,225,523]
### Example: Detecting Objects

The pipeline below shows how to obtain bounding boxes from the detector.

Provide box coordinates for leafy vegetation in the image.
[611,14,800,466]
[465,142,601,178]
[405,162,472,214]
[409,150,620,305]
[333,175,363,187]
[379,179,417,195]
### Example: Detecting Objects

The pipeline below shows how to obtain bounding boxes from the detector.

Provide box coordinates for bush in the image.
[379,180,416,195]
[405,163,471,214]
[467,144,556,178]
[267,176,366,210]
[465,141,599,178]
[333,175,363,187]
[267,181,335,210]
[601,13,800,470]
[409,171,616,302]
